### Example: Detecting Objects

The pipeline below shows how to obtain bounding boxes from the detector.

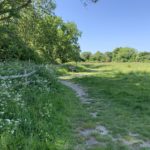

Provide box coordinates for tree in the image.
[33,0,56,15]
[0,0,31,21]
[56,22,81,63]
[104,52,113,62]
[0,24,38,61]
[0,0,84,63]
[81,0,99,6]
[136,52,150,62]
[0,0,98,21]
[0,0,56,22]
[81,51,92,61]
[16,7,81,63]
[112,47,137,62]
[91,51,104,62]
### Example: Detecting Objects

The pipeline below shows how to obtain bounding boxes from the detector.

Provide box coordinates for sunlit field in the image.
[1,61,150,150]
[59,62,150,150]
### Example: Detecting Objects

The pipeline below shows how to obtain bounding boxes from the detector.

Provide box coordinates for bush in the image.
[80,51,92,61]
[136,52,150,62]
[112,47,137,62]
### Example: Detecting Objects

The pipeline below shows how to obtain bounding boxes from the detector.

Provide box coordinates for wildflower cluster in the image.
[0,62,57,136]
[0,79,23,134]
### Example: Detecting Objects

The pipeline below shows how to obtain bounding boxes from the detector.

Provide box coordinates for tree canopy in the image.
[1,0,149,64]
[0,0,98,21]
[0,0,81,63]
[0,0,31,21]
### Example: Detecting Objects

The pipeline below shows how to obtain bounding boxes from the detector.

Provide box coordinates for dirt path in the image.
[60,80,150,150]
[60,80,91,104]
[60,80,110,149]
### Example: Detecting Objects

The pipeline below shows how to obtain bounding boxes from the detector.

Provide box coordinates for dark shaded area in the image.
[0,25,39,62]
[74,71,150,113]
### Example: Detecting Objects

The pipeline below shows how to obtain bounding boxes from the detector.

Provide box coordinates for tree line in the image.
[0,0,99,63]
[1,1,149,64]
[0,0,82,63]
[81,47,150,62]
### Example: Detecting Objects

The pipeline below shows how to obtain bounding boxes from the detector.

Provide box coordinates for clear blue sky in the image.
[55,0,150,53]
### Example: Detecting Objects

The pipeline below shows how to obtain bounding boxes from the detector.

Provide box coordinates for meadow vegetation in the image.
[59,62,150,150]
[0,1,150,150]
[1,61,150,150]
[0,61,84,150]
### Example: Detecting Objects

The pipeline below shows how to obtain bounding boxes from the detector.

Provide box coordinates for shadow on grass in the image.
[57,63,101,75]
[81,63,111,69]
[74,71,150,111]
[72,71,150,139]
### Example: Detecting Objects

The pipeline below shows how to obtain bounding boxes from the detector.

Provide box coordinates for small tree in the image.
[112,47,137,62]
[80,51,92,61]
[136,52,150,62]
[104,52,113,62]
[91,51,104,62]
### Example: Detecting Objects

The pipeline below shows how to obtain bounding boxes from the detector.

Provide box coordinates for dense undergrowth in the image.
[0,61,81,150]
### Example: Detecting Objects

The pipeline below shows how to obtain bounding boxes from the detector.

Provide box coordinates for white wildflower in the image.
[11,130,15,134]
[5,119,11,124]
[0,112,4,115]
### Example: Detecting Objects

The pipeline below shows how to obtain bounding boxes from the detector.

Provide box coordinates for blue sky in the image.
[55,0,150,53]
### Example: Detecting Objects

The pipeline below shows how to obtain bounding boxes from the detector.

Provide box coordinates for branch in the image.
[0,0,32,16]
[0,70,36,80]
[16,0,32,12]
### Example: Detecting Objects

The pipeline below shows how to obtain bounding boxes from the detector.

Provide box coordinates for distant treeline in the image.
[80,47,150,62]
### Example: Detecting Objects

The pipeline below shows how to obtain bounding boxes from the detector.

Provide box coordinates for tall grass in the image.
[0,61,81,150]
[72,62,150,149]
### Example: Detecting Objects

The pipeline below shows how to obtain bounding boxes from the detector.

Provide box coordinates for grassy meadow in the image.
[0,61,150,150]
[70,62,150,150]
[57,62,150,149]
[0,61,84,150]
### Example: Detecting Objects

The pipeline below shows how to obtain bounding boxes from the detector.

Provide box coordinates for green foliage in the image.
[56,62,88,75]
[0,25,39,62]
[80,48,150,63]
[103,52,113,62]
[91,51,104,62]
[33,0,56,15]
[80,51,92,61]
[0,61,81,149]
[0,1,81,63]
[1,0,149,64]
[0,0,56,22]
[0,0,31,21]
[112,47,137,62]
[136,52,150,62]
[56,22,81,63]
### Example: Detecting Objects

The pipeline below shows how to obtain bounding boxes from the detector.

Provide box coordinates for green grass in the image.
[0,61,83,150]
[56,62,91,76]
[1,61,150,150]
[71,62,150,149]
